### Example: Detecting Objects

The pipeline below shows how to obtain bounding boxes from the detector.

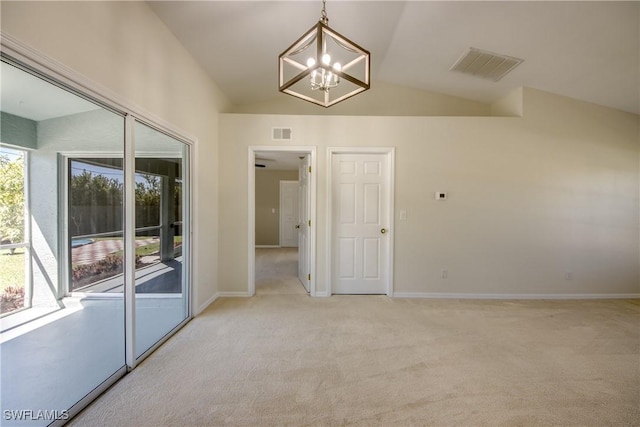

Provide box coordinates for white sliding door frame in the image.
[327,147,395,297]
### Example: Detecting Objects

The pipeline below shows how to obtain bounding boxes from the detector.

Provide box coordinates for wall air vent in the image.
[450,47,523,82]
[272,127,292,141]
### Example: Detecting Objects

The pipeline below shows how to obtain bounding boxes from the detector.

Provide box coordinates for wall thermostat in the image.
[435,192,447,200]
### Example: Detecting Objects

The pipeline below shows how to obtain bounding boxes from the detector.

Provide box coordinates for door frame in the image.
[327,147,395,296]
[248,146,317,296]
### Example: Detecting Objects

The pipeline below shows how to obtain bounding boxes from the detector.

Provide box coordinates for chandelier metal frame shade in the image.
[278,1,370,107]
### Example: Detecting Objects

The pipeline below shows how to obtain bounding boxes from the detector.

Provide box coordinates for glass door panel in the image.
[134,122,189,358]
[1,60,126,426]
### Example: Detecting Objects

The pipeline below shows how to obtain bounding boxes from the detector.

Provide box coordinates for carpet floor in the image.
[71,248,640,426]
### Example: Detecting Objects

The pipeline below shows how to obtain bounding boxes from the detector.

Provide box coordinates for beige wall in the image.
[3,1,638,303]
[229,81,493,117]
[255,169,299,246]
[219,88,639,296]
[1,1,229,312]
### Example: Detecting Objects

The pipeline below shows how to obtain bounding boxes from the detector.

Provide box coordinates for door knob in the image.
[381,228,387,234]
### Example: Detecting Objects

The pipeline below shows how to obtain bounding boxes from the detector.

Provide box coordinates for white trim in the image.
[59,152,122,298]
[217,292,252,297]
[256,245,281,249]
[327,147,395,297]
[57,155,68,301]
[392,292,640,300]
[124,114,136,370]
[183,140,193,320]
[248,149,256,296]
[248,146,317,297]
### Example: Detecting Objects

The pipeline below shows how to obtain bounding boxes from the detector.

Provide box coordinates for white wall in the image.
[219,88,639,297]
[1,1,229,312]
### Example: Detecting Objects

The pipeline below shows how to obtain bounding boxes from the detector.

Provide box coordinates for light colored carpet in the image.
[71,248,640,426]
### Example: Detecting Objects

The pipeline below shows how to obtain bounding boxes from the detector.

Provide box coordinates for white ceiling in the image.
[149,1,640,114]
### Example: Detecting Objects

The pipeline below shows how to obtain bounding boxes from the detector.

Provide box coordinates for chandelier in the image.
[278,0,370,107]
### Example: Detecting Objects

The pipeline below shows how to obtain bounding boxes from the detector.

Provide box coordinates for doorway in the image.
[249,146,316,296]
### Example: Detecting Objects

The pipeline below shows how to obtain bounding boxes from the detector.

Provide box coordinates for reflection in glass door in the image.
[134,122,189,359]
[1,58,194,425]
[1,59,126,426]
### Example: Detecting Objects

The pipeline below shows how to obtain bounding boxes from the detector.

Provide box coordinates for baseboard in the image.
[392,292,640,300]
[313,291,330,297]
[196,292,219,315]
[217,291,252,297]
[255,245,280,249]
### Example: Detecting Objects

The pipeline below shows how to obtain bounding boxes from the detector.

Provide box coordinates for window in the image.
[68,158,124,291]
[0,146,30,315]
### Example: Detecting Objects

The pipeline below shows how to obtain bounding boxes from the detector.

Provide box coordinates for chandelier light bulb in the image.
[278,0,370,107]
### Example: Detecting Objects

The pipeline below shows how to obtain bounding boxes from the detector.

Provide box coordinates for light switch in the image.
[399,210,407,220]
[272,208,276,213]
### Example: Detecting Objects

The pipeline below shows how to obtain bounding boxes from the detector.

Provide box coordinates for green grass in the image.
[136,242,160,257]
[0,248,26,293]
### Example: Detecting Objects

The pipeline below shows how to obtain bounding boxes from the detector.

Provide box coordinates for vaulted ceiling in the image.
[149,1,639,114]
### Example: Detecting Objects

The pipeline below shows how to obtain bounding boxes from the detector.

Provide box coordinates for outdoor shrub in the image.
[72,254,144,289]
[1,286,25,314]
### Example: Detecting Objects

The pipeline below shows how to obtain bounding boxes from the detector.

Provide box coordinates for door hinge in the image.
[308,274,311,281]
[308,219,311,227]
[308,166,311,173]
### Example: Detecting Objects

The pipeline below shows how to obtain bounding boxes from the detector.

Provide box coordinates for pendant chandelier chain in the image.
[320,0,329,25]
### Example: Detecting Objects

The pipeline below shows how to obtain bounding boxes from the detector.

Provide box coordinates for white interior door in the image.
[280,181,299,247]
[332,153,391,294]
[298,156,310,292]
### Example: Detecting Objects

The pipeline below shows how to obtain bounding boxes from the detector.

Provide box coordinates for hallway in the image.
[255,247,306,295]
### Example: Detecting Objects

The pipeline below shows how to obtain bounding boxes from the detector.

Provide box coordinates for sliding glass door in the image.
[0,57,192,426]
[134,122,190,359]
[1,59,127,426]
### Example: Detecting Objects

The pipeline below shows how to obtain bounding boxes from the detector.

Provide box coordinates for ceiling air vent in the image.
[272,127,292,141]
[450,47,523,82]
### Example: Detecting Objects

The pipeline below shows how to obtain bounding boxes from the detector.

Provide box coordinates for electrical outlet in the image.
[565,271,572,280]
[441,269,448,279]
